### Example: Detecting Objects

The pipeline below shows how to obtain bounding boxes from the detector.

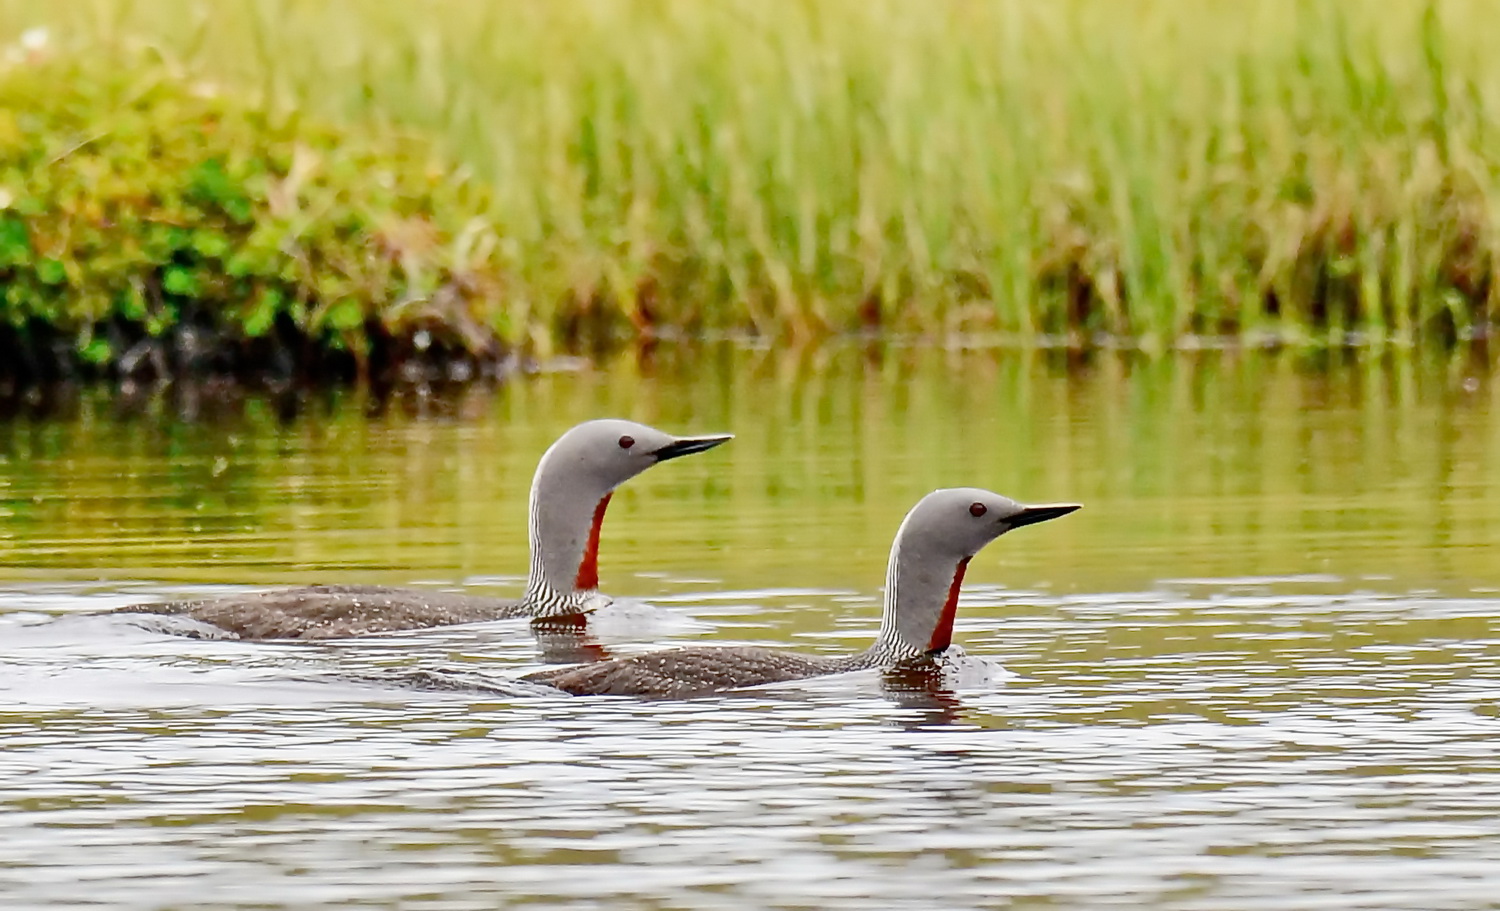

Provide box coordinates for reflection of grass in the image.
[0,347,1496,593]
[6,1,1500,346]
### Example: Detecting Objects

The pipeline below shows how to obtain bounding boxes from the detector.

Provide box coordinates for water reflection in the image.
[1,344,1499,908]
[0,344,1493,595]
[877,674,966,729]
[529,615,614,665]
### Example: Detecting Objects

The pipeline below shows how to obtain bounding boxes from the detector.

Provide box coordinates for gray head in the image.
[873,488,1079,662]
[524,419,732,615]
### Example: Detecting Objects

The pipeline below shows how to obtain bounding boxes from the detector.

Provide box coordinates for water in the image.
[2,345,1499,909]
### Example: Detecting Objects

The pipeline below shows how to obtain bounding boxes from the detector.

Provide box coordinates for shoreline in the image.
[1,331,1493,406]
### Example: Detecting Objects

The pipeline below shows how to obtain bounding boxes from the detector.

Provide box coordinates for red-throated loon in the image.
[522,488,1078,698]
[113,419,731,639]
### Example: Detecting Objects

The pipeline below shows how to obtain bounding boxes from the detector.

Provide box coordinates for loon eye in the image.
[969,502,987,517]
[618,435,636,450]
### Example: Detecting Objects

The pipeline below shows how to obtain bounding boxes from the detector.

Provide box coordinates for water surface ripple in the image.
[1,347,1498,909]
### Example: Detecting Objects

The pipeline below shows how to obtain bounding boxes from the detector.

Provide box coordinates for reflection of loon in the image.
[524,489,1079,699]
[530,613,615,665]
[111,419,731,640]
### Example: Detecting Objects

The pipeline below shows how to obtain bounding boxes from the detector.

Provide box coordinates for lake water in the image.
[2,344,1499,909]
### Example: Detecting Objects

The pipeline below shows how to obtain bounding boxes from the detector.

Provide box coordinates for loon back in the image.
[520,646,865,699]
[117,585,524,640]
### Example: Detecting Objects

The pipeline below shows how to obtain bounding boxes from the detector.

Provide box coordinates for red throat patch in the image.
[925,557,971,653]
[574,493,612,591]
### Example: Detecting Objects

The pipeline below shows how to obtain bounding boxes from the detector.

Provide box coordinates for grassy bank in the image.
[1,48,515,387]
[5,0,1500,351]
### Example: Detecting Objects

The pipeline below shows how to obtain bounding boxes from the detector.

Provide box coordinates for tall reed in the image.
[5,0,1498,347]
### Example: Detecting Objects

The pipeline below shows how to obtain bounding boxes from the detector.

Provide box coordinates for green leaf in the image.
[0,216,30,266]
[326,298,365,331]
[147,304,177,337]
[244,289,282,337]
[162,265,200,296]
[36,258,67,285]
[78,336,112,365]
[191,230,231,259]
[117,284,148,320]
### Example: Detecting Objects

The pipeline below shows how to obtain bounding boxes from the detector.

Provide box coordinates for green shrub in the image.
[0,47,514,382]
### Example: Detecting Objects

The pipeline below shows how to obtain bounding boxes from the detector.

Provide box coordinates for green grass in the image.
[4,0,1500,348]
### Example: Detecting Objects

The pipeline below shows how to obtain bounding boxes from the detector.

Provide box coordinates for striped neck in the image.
[520,580,611,618]
[520,449,616,618]
[867,514,971,666]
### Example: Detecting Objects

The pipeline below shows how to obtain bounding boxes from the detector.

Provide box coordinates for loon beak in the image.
[651,433,734,463]
[1007,503,1082,529]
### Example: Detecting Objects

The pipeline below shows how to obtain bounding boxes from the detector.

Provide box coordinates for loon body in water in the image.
[522,488,1078,698]
[114,419,732,640]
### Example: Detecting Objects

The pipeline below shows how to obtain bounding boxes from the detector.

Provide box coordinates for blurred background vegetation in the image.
[3,0,1499,378]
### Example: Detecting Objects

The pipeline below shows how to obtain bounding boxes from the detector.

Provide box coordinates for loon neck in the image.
[522,455,616,617]
[870,525,972,665]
